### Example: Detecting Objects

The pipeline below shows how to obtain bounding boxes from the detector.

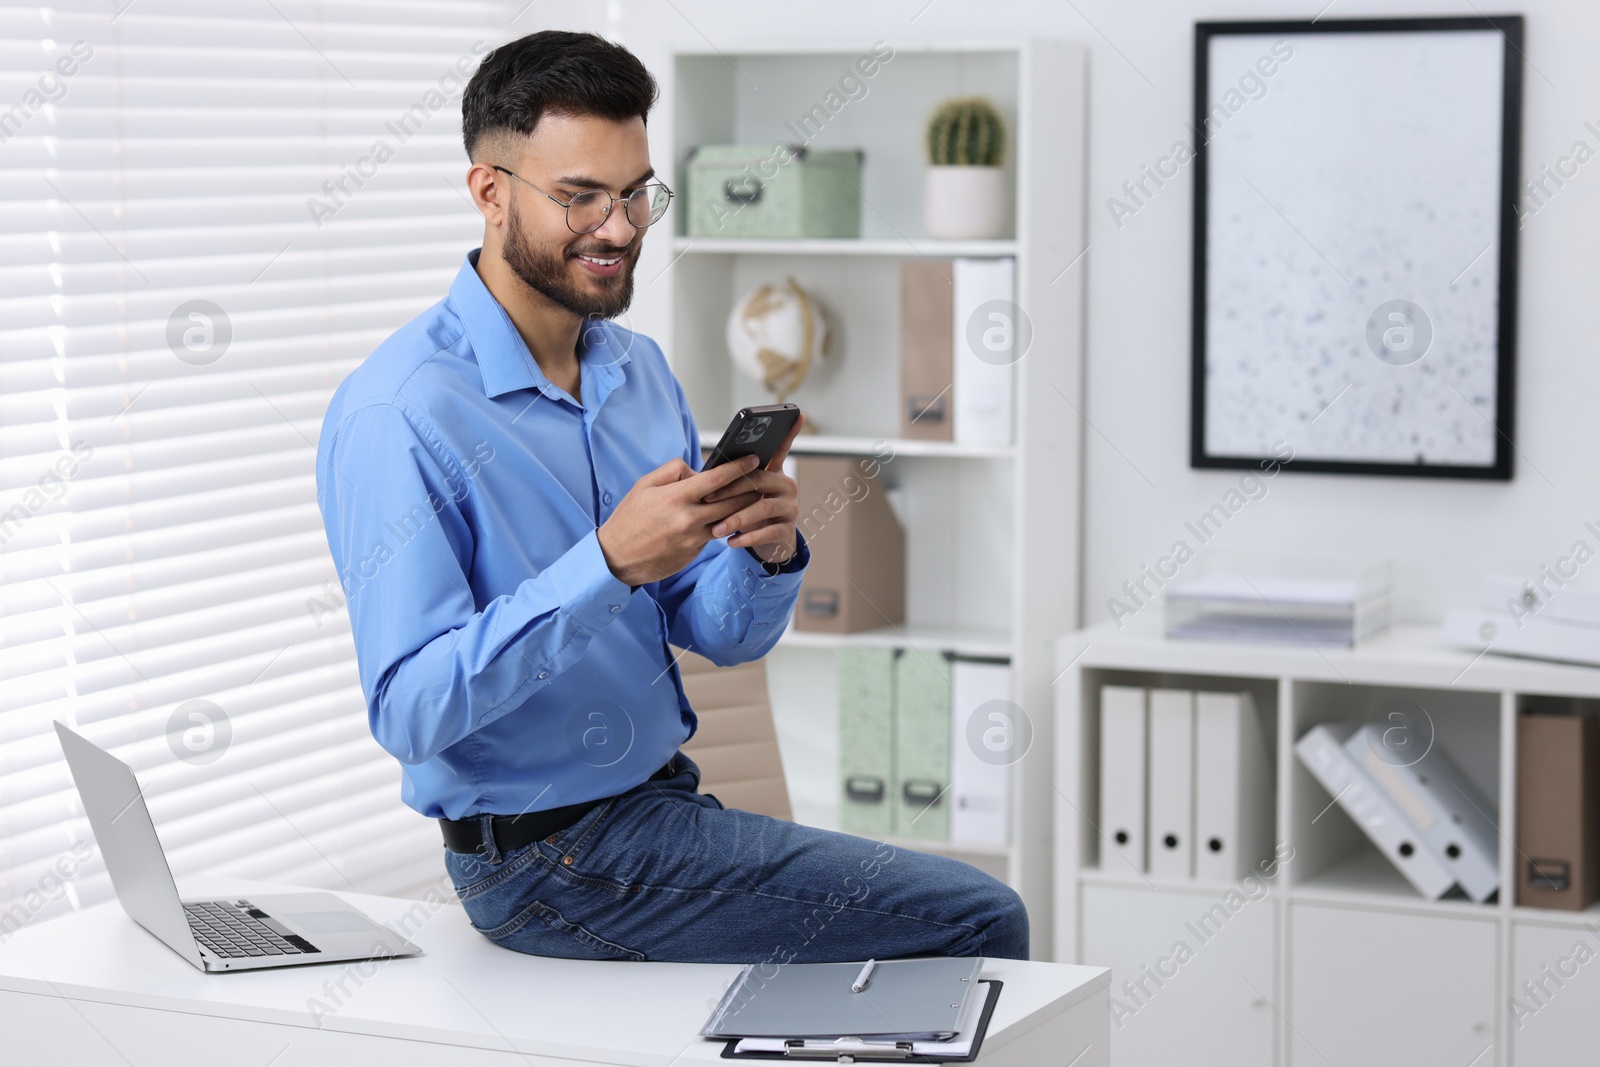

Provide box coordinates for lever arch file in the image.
[1345,722,1499,902]
[1099,685,1148,873]
[1149,689,1197,878]
[1195,691,1272,881]
[1295,722,1455,899]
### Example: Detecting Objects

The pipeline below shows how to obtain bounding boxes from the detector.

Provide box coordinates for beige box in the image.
[899,260,954,441]
[793,455,906,633]
[1517,712,1600,910]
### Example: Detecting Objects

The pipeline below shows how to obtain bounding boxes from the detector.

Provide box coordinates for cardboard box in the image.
[793,455,905,633]
[1516,712,1600,910]
[900,260,954,441]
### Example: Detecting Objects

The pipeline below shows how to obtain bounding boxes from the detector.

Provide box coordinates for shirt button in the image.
[602,492,613,506]
[609,604,623,614]
[537,670,550,680]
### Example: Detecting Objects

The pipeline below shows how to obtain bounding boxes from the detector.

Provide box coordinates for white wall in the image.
[567,0,1600,626]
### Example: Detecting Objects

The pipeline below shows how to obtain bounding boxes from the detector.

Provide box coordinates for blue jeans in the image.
[442,751,1029,963]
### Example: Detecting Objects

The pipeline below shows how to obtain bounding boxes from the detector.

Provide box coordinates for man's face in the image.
[497,112,653,320]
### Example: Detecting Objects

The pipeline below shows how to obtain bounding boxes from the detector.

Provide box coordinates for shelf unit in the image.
[648,40,1089,957]
[1055,616,1600,1067]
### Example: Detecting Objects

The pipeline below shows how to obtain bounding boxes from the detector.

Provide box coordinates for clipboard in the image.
[716,979,1002,1062]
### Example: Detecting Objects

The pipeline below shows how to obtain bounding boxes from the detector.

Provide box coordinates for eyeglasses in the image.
[492,165,673,234]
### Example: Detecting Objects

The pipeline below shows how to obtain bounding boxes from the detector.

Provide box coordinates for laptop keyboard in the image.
[184,900,319,958]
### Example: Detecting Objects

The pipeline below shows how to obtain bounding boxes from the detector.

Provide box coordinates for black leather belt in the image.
[439,755,679,856]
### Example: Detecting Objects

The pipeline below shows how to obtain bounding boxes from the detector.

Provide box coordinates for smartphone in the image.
[702,403,802,472]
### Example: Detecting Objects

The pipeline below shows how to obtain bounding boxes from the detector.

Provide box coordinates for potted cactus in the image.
[923,97,1008,239]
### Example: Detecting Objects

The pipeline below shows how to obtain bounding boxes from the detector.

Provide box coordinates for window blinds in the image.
[0,0,510,932]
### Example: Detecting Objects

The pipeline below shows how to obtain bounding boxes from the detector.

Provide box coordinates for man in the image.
[315,30,1028,964]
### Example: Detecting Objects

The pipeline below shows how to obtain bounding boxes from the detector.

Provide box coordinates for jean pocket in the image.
[543,797,640,897]
[545,796,618,855]
[447,842,539,902]
[478,898,645,962]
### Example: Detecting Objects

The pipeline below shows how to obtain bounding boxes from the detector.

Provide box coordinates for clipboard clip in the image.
[782,1037,915,1060]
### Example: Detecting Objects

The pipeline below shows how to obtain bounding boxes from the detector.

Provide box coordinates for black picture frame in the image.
[1190,16,1524,479]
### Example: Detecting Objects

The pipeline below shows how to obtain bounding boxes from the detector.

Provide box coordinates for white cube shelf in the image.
[1056,615,1600,1066]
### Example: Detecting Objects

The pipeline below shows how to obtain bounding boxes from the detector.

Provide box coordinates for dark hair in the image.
[462,31,658,160]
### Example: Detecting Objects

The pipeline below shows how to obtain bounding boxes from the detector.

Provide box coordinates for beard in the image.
[501,198,638,320]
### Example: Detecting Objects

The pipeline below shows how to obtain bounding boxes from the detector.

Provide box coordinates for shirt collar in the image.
[449,248,633,402]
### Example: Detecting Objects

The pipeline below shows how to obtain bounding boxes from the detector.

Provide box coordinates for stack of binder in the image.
[700,956,1002,1062]
[1098,685,1272,880]
[840,650,1011,846]
[1294,721,1500,901]
[1442,574,1600,667]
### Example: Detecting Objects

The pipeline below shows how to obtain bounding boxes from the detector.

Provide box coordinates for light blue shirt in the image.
[315,250,808,820]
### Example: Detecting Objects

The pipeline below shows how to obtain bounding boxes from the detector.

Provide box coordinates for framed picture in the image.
[1190,16,1523,479]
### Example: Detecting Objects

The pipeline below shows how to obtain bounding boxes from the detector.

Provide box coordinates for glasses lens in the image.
[565,190,609,234]
[625,185,671,228]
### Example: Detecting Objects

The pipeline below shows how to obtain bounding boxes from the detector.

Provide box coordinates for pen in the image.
[851,958,877,993]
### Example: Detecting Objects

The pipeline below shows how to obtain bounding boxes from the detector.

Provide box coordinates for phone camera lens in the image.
[735,418,769,445]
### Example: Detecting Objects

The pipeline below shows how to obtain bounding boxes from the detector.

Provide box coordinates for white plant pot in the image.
[922,165,1008,239]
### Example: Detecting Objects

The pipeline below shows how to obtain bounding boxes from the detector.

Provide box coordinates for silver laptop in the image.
[55,721,422,972]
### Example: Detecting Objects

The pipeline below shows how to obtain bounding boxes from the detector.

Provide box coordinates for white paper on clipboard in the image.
[731,978,991,1058]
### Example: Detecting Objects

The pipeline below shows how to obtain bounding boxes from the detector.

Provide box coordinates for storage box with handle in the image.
[685,144,863,238]
[792,454,905,633]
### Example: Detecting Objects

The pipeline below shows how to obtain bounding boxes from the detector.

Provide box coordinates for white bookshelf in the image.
[655,39,1089,959]
[1055,615,1600,1067]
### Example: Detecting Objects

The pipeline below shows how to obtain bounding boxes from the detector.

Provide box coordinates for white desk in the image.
[0,878,1109,1065]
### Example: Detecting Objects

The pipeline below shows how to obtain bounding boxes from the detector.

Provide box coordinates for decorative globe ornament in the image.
[725,276,830,407]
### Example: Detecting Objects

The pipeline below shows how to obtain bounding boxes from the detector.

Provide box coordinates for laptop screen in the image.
[54,722,200,962]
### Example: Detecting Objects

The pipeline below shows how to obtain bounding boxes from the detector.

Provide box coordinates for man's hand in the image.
[597,455,764,587]
[704,411,805,566]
